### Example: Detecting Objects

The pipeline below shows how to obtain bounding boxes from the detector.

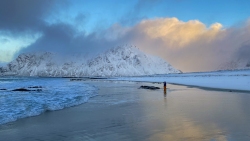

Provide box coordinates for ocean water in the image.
[0,77,97,125]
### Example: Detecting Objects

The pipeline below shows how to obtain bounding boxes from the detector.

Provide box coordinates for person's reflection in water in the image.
[163,82,167,105]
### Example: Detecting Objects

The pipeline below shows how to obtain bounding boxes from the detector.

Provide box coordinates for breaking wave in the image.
[0,77,97,125]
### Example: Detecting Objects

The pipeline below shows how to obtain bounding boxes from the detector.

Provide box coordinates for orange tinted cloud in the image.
[108,17,250,72]
[138,18,224,48]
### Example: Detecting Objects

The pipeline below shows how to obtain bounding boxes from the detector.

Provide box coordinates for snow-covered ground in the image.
[111,69,250,92]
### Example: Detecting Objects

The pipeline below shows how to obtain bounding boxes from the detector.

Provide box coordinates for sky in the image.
[0,0,250,72]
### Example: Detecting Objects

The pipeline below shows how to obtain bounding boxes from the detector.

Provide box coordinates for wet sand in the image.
[1,81,250,141]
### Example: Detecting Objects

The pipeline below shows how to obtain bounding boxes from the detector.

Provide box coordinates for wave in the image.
[0,77,97,125]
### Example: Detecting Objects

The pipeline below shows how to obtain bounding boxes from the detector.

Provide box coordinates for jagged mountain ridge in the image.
[0,45,180,76]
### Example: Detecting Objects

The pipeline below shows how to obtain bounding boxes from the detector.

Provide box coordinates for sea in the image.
[0,77,97,125]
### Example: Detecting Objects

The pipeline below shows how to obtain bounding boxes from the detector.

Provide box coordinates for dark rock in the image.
[37,89,42,92]
[70,78,84,81]
[0,88,7,90]
[28,86,42,88]
[178,70,183,73]
[12,88,32,91]
[89,77,107,79]
[139,85,160,90]
[12,88,42,92]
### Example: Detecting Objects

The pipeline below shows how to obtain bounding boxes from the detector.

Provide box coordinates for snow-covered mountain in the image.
[0,45,180,77]
[218,59,250,71]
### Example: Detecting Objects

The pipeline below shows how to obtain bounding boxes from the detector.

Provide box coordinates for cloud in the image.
[19,22,117,57]
[17,17,250,72]
[0,34,40,62]
[110,18,225,71]
[0,49,18,63]
[0,38,9,43]
[0,0,61,32]
[138,18,224,47]
[0,0,120,62]
[0,0,69,62]
[107,17,250,72]
[1,0,249,73]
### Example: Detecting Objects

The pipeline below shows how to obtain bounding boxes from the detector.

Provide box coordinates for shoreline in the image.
[169,83,250,93]
[110,75,250,92]
[2,69,250,92]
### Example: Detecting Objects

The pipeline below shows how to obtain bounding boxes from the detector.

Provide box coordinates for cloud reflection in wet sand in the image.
[137,84,250,141]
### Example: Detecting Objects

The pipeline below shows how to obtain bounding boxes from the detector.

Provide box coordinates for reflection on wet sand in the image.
[139,84,250,141]
[148,116,227,141]
[164,87,167,96]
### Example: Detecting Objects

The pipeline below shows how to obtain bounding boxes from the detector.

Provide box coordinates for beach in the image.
[1,80,250,141]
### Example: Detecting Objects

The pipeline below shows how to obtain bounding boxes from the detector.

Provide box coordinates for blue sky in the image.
[61,0,250,31]
[0,0,250,71]
[43,0,250,33]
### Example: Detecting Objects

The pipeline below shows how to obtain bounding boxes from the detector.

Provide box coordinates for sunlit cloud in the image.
[137,18,224,48]
[110,17,250,72]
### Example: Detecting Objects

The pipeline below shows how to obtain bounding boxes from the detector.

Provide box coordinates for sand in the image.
[1,81,250,141]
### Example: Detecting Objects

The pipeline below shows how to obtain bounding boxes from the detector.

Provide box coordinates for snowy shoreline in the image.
[110,69,250,92]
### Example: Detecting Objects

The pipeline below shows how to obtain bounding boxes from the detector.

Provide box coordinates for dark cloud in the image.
[19,22,117,57]
[0,0,67,33]
[0,0,116,58]
[20,23,75,53]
